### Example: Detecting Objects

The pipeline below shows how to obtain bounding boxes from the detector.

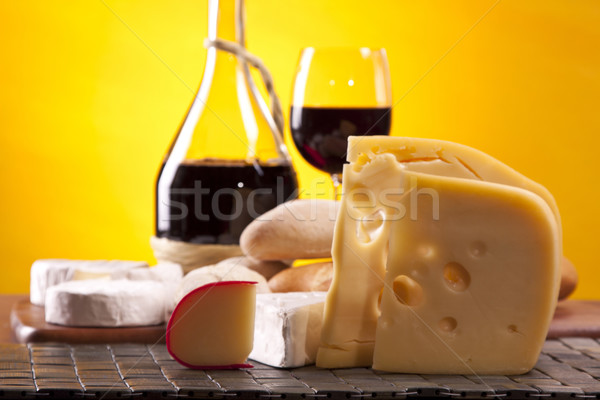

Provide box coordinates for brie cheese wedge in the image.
[45,279,167,327]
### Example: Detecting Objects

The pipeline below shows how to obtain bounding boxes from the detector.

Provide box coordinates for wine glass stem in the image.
[332,173,342,201]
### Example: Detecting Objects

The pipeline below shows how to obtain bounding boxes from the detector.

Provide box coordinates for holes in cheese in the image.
[357,209,385,244]
[438,317,457,333]
[351,186,371,202]
[392,275,424,307]
[166,281,256,369]
[469,241,487,258]
[443,262,470,292]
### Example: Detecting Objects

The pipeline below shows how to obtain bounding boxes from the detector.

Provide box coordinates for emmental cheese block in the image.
[316,136,561,372]
[373,171,559,374]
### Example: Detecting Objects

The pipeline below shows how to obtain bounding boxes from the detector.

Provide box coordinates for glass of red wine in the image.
[290,47,392,198]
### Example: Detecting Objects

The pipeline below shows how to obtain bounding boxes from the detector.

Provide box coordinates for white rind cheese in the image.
[72,260,148,280]
[126,263,183,316]
[30,259,148,306]
[45,280,167,327]
[30,260,73,306]
[125,262,183,282]
[250,292,326,368]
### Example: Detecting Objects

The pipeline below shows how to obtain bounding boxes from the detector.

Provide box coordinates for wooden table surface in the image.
[0,294,26,343]
[2,294,600,343]
[1,295,599,399]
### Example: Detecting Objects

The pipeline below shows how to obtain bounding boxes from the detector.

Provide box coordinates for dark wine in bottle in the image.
[290,106,392,175]
[156,159,297,244]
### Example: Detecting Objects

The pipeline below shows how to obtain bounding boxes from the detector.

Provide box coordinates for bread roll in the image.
[240,200,339,260]
[559,256,578,300]
[268,262,333,293]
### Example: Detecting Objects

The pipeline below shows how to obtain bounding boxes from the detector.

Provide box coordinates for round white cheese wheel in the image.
[125,262,183,282]
[30,260,74,306]
[30,259,148,306]
[71,260,149,280]
[125,263,184,315]
[45,280,167,327]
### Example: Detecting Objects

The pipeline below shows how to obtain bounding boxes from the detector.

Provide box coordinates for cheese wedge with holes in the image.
[316,136,561,371]
[373,171,559,374]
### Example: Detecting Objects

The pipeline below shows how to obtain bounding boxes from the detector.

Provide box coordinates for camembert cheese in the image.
[45,279,167,327]
[30,259,149,306]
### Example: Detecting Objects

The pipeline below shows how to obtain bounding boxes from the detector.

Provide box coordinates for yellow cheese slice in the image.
[316,136,561,370]
[317,152,403,368]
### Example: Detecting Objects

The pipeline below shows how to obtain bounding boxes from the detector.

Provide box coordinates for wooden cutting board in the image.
[11,299,600,344]
[547,300,600,338]
[11,300,166,344]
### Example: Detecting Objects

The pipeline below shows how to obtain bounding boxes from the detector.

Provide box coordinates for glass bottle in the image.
[155,0,297,264]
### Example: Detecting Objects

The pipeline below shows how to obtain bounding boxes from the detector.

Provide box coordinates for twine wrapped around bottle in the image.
[204,38,285,142]
[150,236,243,274]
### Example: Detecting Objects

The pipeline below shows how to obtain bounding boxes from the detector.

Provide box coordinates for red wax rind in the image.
[166,280,257,370]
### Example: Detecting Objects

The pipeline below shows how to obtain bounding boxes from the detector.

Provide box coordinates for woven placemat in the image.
[2,338,600,399]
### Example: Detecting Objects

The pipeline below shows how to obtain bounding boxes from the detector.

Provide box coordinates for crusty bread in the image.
[559,256,578,300]
[268,262,333,293]
[240,200,339,260]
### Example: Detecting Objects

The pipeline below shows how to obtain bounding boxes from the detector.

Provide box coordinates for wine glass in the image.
[290,47,392,198]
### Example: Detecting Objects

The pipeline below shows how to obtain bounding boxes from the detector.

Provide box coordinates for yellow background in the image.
[0,1,598,298]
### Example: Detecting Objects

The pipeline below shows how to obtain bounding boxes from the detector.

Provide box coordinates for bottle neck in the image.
[208,0,242,45]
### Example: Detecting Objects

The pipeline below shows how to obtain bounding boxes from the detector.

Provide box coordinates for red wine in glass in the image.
[290,106,392,175]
